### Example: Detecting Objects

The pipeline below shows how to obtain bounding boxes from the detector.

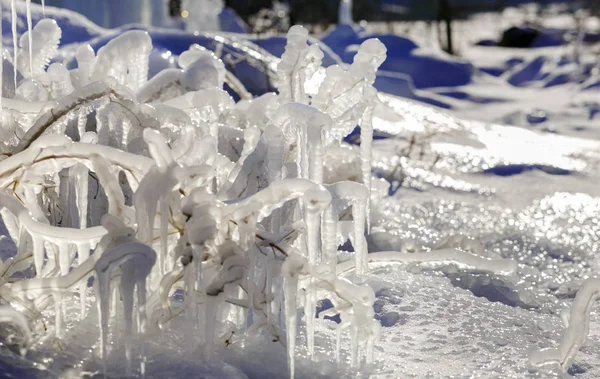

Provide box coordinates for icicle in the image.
[159,200,168,276]
[195,256,205,340]
[360,101,375,232]
[96,262,110,376]
[264,125,284,184]
[54,293,62,337]
[32,236,45,277]
[350,324,359,368]
[137,276,148,374]
[265,260,278,336]
[321,205,337,273]
[352,198,368,276]
[299,126,308,180]
[94,235,156,377]
[283,257,301,379]
[69,164,89,229]
[366,333,375,365]
[204,294,219,358]
[110,284,118,320]
[339,0,353,25]
[304,279,316,359]
[26,0,33,79]
[303,187,329,359]
[11,0,18,90]
[306,111,332,184]
[120,264,135,376]
[77,242,90,317]
[0,4,3,123]
[76,44,95,88]
[247,247,257,330]
[57,242,71,276]
[184,259,197,351]
[79,108,93,142]
[41,0,45,15]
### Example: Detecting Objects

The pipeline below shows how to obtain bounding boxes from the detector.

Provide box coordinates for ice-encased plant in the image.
[0,13,388,376]
[0,11,521,379]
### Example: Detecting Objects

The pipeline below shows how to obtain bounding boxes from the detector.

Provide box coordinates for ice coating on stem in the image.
[17,19,61,81]
[336,248,519,275]
[91,31,152,91]
[223,178,327,221]
[75,44,95,88]
[277,26,323,104]
[529,278,600,372]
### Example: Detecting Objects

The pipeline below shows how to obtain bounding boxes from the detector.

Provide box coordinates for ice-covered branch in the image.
[0,135,153,188]
[277,26,323,104]
[14,80,159,154]
[91,31,152,91]
[529,278,600,372]
[312,39,386,142]
[222,178,328,222]
[336,248,519,275]
[17,19,61,81]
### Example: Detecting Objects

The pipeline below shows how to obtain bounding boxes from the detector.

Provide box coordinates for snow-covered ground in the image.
[0,1,600,378]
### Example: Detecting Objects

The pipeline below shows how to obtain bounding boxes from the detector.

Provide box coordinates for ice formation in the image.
[0,12,525,379]
[182,0,224,32]
[339,0,353,25]
[11,0,18,89]
[529,278,600,372]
